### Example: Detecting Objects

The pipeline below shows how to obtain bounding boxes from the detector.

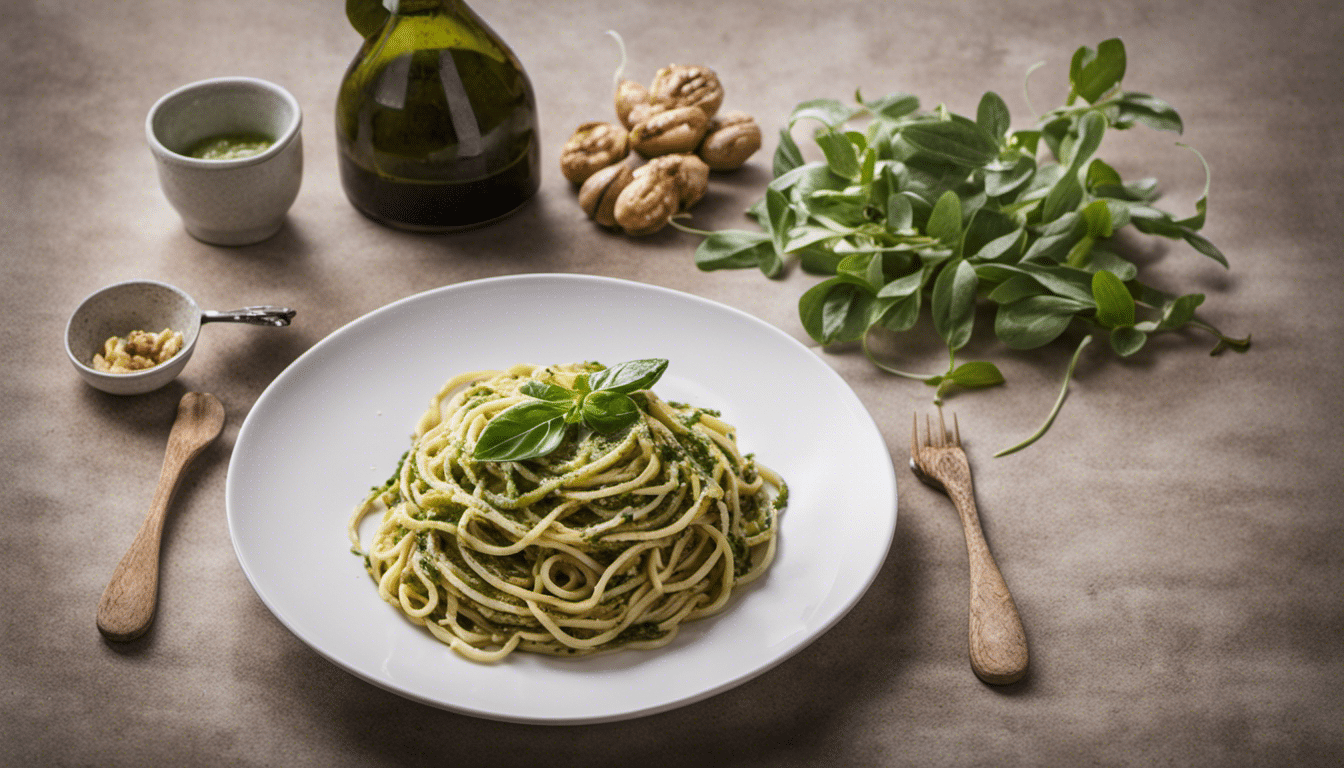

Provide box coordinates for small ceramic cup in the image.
[146,77,303,246]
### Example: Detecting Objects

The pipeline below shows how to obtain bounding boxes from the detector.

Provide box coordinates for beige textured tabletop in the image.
[5,0,1342,765]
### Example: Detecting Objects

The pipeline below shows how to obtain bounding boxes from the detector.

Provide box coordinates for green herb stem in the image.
[861,328,943,381]
[995,334,1093,457]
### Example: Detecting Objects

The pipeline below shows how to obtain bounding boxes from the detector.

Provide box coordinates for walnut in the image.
[648,65,723,120]
[635,153,709,210]
[559,121,629,185]
[613,168,679,236]
[697,111,762,171]
[629,106,708,159]
[578,163,634,228]
[614,79,650,130]
[92,328,184,374]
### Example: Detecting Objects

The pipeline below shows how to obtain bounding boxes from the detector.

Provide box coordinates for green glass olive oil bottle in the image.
[337,0,540,231]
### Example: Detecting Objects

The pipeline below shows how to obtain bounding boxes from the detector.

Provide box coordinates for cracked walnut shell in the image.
[559,121,630,184]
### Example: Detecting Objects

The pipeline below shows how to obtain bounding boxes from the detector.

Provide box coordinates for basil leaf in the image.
[901,117,999,168]
[995,296,1080,349]
[472,401,569,462]
[586,358,668,394]
[1091,270,1136,328]
[519,380,574,403]
[931,259,978,351]
[976,91,1011,141]
[580,390,641,434]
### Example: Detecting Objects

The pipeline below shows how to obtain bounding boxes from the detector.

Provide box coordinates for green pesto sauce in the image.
[187,132,274,160]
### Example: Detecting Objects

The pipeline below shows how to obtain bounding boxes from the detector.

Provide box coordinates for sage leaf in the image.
[1081,199,1114,237]
[984,154,1035,197]
[972,227,1026,263]
[472,401,569,462]
[586,358,668,394]
[580,390,641,433]
[1084,249,1139,281]
[859,90,920,121]
[816,128,862,179]
[1067,110,1108,171]
[931,259,978,351]
[926,190,963,246]
[1110,326,1147,356]
[800,278,875,344]
[773,128,805,177]
[886,192,914,231]
[695,230,775,272]
[948,361,1006,389]
[1071,38,1126,104]
[1114,92,1183,134]
[1041,172,1084,223]
[876,291,922,332]
[901,117,999,168]
[995,296,1080,349]
[1091,270,1136,328]
[1158,292,1205,331]
[976,91,1011,140]
[789,98,862,129]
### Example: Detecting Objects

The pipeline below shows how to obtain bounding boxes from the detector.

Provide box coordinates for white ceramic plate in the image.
[227,274,896,724]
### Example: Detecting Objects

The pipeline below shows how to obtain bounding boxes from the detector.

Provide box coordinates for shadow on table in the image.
[239,493,1034,767]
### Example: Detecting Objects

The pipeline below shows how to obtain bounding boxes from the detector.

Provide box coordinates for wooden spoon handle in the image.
[949,486,1029,684]
[96,451,192,641]
[96,393,224,642]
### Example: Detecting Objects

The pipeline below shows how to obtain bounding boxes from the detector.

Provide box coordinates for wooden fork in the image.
[910,409,1028,685]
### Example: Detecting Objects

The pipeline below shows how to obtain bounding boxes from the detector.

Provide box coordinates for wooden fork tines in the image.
[910,409,1029,685]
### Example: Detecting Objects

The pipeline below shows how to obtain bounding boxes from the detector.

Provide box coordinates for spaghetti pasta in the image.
[348,362,786,662]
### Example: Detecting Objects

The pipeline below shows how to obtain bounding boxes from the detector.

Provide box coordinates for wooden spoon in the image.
[96,392,226,642]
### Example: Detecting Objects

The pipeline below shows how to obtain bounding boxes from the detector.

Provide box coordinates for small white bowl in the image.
[66,281,203,395]
[146,76,303,246]
[66,280,296,395]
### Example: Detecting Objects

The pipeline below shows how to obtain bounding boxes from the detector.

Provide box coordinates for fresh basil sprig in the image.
[472,359,668,462]
[676,38,1250,455]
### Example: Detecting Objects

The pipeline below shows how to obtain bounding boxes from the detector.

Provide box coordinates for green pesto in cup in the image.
[187,132,274,160]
